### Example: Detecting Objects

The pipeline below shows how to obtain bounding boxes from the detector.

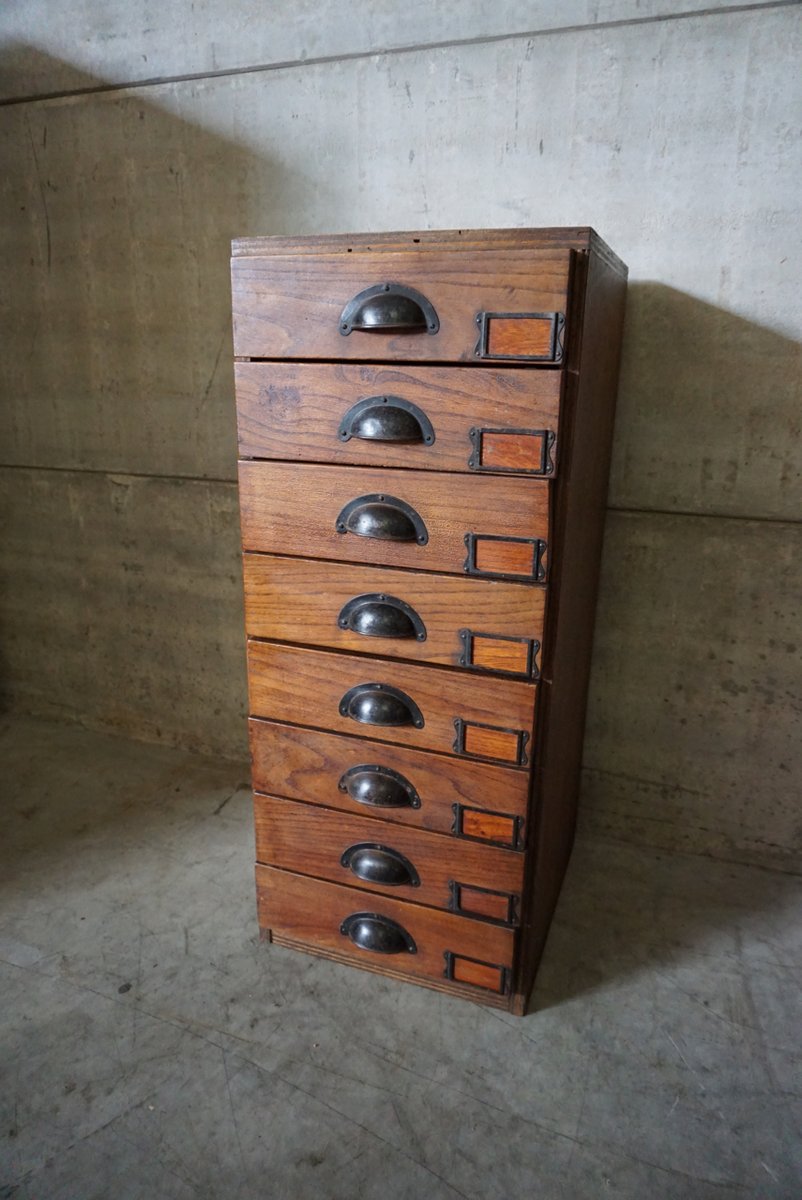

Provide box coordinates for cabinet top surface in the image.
[231,227,626,274]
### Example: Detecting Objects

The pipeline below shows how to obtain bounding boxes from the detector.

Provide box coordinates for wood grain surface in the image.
[268,935,512,1007]
[449,956,507,991]
[235,360,561,474]
[255,864,516,991]
[513,240,629,1014]
[485,315,555,359]
[471,536,546,580]
[478,429,552,473]
[243,553,545,672]
[247,641,537,759]
[238,461,550,576]
[232,247,570,361]
[231,228,625,274]
[468,633,533,675]
[460,724,523,764]
[248,719,531,839]
[458,809,521,845]
[254,794,524,915]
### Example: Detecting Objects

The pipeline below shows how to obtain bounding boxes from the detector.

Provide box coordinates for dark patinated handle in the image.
[337,395,435,445]
[339,283,439,336]
[338,764,421,809]
[340,912,417,954]
[339,683,424,729]
[335,493,428,545]
[340,842,420,887]
[337,593,427,641]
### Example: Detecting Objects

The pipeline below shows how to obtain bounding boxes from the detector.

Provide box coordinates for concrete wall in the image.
[1,2,800,870]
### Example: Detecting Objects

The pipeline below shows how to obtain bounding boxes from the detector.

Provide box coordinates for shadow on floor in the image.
[530,831,801,1012]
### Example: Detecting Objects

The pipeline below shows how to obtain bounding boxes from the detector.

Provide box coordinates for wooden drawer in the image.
[232,247,570,363]
[255,795,525,923]
[239,462,550,581]
[244,555,545,678]
[256,865,516,1004]
[249,720,530,848]
[247,641,536,765]
[235,361,561,477]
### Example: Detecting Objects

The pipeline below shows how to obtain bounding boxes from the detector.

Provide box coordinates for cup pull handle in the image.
[337,593,426,641]
[335,494,428,545]
[338,764,422,809]
[339,283,439,336]
[340,842,420,888]
[340,912,417,954]
[337,395,435,445]
[339,683,424,729]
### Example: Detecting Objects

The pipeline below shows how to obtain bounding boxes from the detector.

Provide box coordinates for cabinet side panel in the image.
[514,248,628,1014]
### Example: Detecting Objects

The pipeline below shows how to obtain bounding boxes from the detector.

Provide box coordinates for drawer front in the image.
[249,720,530,847]
[255,795,524,922]
[232,247,570,363]
[247,642,536,764]
[256,865,516,1000]
[239,462,550,581]
[235,362,561,477]
[244,555,545,678]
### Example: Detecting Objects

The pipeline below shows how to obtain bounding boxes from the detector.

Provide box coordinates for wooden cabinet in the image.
[231,227,627,1015]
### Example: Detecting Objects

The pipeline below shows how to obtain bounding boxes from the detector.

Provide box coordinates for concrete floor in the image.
[0,716,799,1199]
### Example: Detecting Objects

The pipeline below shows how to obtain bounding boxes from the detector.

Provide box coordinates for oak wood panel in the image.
[232,228,627,278]
[247,641,537,759]
[243,554,545,672]
[459,809,519,845]
[235,361,562,475]
[231,248,571,361]
[514,247,628,1015]
[269,934,511,1008]
[256,865,516,994]
[461,724,522,763]
[254,794,524,915]
[472,537,541,579]
[486,316,555,358]
[248,720,531,839]
[479,430,550,472]
[452,886,513,924]
[469,635,532,675]
[449,956,507,992]
[232,229,590,255]
[238,462,550,577]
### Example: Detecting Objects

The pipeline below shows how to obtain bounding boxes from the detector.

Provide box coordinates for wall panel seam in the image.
[0,464,237,487]
[605,504,802,526]
[574,809,802,877]
[1,0,798,109]
[0,464,800,527]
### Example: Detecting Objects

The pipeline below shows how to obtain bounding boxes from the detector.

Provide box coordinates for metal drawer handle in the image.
[341,842,420,888]
[338,593,426,642]
[338,764,421,809]
[339,283,439,336]
[340,912,417,955]
[339,683,424,729]
[337,395,435,445]
[335,494,428,545]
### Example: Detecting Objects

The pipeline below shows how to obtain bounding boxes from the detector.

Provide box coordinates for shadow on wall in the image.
[0,46,316,480]
[610,283,801,520]
[0,48,293,755]
[583,283,801,872]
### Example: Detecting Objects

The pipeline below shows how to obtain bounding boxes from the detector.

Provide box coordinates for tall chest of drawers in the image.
[231,228,627,1015]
